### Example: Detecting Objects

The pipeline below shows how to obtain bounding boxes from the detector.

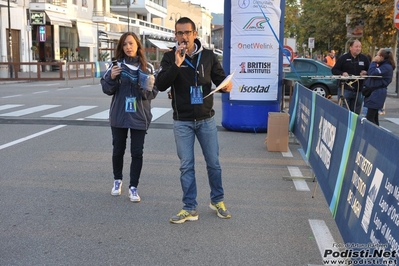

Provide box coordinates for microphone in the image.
[180,41,187,57]
[111,57,120,82]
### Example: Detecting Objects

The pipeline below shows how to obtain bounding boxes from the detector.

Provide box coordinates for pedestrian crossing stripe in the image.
[151,107,171,121]
[85,110,109,120]
[0,104,24,111]
[0,104,171,122]
[42,106,97,118]
[1,105,60,117]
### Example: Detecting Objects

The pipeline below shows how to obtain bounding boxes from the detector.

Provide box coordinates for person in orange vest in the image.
[324,50,336,67]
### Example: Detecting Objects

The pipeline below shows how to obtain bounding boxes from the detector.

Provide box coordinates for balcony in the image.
[29,0,67,8]
[93,11,174,39]
[110,0,167,19]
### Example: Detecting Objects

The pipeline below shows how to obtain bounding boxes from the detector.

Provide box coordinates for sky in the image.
[188,0,225,14]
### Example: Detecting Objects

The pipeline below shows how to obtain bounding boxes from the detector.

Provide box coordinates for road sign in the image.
[395,1,399,29]
[39,26,46,42]
[308,37,315,49]
[282,45,294,66]
[395,13,399,30]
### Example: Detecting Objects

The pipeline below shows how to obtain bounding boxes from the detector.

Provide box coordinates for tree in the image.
[345,0,396,56]
[285,0,397,57]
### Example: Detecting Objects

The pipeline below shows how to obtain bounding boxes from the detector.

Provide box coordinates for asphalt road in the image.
[1,78,398,266]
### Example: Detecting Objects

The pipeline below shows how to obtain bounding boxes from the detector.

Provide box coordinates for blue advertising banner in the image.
[288,83,313,150]
[335,117,399,254]
[289,83,399,264]
[308,94,354,207]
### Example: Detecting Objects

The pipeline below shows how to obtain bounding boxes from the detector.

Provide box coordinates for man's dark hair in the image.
[348,39,360,47]
[175,17,196,31]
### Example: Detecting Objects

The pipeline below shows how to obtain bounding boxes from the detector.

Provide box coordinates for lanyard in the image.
[184,52,202,86]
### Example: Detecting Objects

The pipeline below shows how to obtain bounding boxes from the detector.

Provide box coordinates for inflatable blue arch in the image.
[221,0,286,133]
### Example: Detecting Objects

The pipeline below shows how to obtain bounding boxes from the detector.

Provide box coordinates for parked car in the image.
[284,58,338,98]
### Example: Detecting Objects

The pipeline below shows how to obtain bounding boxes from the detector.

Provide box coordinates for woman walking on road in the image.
[101,32,158,202]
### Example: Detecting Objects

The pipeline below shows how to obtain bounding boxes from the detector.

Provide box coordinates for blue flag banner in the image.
[289,83,399,262]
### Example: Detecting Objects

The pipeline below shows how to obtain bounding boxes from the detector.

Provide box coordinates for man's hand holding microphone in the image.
[175,41,187,67]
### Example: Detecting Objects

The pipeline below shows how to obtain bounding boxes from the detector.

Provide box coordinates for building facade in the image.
[0,0,214,72]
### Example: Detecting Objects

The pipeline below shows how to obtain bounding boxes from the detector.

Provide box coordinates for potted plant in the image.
[60,48,68,60]
[31,45,38,60]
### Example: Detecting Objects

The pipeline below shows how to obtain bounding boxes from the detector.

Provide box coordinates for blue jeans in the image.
[338,89,363,115]
[173,117,224,211]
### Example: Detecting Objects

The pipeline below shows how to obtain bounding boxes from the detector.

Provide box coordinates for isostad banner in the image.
[229,0,281,101]
[289,83,399,260]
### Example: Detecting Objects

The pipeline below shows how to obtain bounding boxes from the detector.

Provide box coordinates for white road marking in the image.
[0,125,66,150]
[282,147,293,157]
[2,94,22,99]
[42,106,97,118]
[0,105,60,117]
[151,107,171,121]
[85,110,109,119]
[287,166,310,191]
[0,104,24,111]
[309,219,340,266]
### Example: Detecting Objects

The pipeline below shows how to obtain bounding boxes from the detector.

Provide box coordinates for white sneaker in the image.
[111,180,122,196]
[129,187,141,202]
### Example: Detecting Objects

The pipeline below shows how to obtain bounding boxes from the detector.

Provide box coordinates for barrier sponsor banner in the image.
[308,93,355,206]
[289,83,399,260]
[335,119,399,250]
[288,83,313,148]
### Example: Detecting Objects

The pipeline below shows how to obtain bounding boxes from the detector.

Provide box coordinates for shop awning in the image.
[45,11,72,28]
[76,21,96,47]
[148,39,175,50]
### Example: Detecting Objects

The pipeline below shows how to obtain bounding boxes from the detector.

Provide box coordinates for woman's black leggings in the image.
[111,127,146,188]
[366,108,379,126]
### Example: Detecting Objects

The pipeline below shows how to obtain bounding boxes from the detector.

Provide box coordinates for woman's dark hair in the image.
[115,32,147,71]
[175,17,196,31]
[379,49,396,70]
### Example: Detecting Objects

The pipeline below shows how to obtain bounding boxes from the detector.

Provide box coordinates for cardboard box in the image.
[265,112,289,152]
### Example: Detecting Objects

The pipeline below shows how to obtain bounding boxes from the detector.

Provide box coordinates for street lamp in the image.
[169,12,181,22]
[196,23,202,42]
[7,0,13,78]
[209,23,214,49]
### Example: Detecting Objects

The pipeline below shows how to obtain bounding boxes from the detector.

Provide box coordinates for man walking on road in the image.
[156,17,233,224]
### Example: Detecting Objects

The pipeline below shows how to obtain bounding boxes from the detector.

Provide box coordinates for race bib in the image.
[190,86,203,104]
[125,97,136,112]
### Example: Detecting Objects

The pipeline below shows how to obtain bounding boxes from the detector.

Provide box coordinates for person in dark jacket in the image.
[363,49,395,126]
[155,17,232,224]
[332,40,370,114]
[101,32,158,202]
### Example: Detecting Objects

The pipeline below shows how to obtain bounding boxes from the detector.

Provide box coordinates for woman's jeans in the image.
[111,127,146,188]
[173,117,224,211]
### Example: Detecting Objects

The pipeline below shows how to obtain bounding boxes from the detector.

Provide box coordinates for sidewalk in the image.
[387,70,399,98]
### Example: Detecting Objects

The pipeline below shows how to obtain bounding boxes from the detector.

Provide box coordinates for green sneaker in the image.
[170,209,199,224]
[209,201,231,219]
